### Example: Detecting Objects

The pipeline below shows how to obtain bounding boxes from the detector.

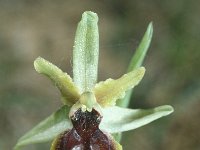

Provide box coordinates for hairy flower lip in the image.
[52,108,116,150]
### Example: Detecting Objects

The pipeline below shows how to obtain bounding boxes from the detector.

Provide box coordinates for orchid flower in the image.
[14,11,173,150]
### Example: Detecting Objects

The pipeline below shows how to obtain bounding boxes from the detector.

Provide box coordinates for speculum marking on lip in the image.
[55,108,115,150]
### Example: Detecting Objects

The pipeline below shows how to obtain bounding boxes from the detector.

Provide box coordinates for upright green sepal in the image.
[73,11,99,93]
[34,57,80,105]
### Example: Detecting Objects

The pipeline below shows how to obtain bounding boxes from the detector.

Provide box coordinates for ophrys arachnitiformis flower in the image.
[14,11,173,150]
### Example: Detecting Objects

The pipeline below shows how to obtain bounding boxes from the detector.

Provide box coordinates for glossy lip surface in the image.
[55,108,115,150]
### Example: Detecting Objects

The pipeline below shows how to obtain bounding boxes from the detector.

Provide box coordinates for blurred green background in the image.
[0,0,200,150]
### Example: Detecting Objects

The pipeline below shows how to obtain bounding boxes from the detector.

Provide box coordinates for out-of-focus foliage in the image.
[0,0,200,150]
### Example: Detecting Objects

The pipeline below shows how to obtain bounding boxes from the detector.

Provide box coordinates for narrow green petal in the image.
[117,22,153,107]
[94,67,145,107]
[100,105,174,133]
[34,57,80,105]
[73,11,99,93]
[14,106,72,150]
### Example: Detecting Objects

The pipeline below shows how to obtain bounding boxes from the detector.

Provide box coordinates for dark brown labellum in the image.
[54,108,115,150]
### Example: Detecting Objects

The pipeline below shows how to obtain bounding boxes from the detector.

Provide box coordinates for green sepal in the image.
[73,11,99,93]
[14,106,72,150]
[100,105,173,133]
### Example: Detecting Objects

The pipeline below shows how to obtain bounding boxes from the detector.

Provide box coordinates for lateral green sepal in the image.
[14,106,72,150]
[100,105,174,133]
